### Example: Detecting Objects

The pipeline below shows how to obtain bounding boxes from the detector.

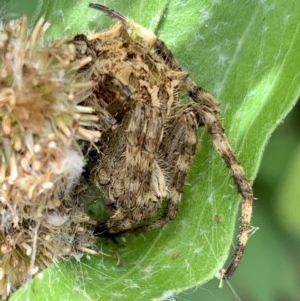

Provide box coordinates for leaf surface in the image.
[9,0,300,300]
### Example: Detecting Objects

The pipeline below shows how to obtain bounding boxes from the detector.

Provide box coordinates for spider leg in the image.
[186,84,253,279]
[159,105,201,220]
[152,24,254,278]
[89,3,254,278]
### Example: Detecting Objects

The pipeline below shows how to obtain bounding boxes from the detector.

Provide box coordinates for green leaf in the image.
[9,0,300,300]
[274,142,300,237]
[177,205,300,301]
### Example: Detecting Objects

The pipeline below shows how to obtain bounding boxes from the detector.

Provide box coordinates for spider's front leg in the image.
[187,85,254,278]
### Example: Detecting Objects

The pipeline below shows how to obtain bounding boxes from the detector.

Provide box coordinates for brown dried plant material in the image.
[0,17,100,298]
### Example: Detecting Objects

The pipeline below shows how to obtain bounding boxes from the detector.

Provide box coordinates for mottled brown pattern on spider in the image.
[75,23,201,233]
[75,4,254,279]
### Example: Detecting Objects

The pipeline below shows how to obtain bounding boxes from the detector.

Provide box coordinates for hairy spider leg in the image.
[159,105,201,220]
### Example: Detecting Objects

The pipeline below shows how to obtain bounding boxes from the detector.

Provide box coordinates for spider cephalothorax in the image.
[76,3,254,278]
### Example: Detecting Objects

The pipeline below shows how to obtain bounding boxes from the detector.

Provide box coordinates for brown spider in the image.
[75,3,254,279]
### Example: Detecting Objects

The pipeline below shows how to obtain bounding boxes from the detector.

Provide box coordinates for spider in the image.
[75,3,254,279]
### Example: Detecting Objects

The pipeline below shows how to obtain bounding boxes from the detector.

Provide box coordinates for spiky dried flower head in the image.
[0,16,100,298]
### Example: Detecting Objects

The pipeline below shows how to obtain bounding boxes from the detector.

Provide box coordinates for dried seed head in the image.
[0,17,99,298]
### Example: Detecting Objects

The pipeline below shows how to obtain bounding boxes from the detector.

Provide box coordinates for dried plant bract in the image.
[0,16,100,298]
